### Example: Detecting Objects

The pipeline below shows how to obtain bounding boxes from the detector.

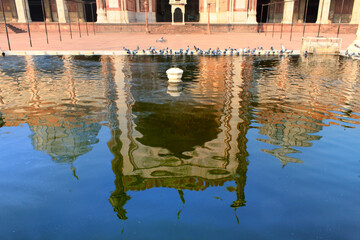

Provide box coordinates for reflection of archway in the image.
[174,8,183,22]
[28,0,44,21]
[156,0,172,22]
[257,0,270,23]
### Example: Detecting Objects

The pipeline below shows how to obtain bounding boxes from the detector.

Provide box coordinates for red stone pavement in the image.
[0,31,357,52]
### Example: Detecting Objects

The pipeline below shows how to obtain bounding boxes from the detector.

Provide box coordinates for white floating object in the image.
[166,67,183,83]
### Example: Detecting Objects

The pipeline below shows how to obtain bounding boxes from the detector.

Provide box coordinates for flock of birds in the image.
[119,36,360,59]
[345,42,360,59]
[0,36,359,59]
[123,44,295,56]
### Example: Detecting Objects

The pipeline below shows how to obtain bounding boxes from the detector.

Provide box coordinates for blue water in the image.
[0,55,359,240]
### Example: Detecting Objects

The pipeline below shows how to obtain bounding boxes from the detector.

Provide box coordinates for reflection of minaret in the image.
[27,56,41,109]
[230,57,251,210]
[105,56,131,220]
[63,56,79,105]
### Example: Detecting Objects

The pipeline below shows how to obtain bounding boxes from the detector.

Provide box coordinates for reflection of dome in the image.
[256,104,323,166]
[30,121,101,164]
[132,102,221,158]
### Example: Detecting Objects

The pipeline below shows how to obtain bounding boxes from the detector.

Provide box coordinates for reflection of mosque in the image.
[1,54,359,220]
[102,55,252,219]
[252,56,360,166]
[0,56,107,176]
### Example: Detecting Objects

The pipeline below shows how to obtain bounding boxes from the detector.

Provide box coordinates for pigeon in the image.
[156,37,165,43]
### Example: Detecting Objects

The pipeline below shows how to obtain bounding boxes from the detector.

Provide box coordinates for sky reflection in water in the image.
[0,55,359,240]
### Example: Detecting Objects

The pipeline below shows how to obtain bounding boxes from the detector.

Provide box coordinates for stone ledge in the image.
[3,50,301,56]
[301,37,342,54]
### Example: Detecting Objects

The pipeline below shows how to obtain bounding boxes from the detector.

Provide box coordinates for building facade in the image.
[1,0,359,25]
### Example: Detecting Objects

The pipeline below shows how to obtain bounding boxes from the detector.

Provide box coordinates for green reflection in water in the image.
[133,102,221,159]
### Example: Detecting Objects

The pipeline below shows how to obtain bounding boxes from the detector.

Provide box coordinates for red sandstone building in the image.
[0,0,359,26]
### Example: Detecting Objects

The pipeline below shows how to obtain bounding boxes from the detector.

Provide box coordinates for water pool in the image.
[0,55,359,240]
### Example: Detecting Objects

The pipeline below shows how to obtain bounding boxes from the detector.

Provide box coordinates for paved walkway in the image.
[0,31,357,53]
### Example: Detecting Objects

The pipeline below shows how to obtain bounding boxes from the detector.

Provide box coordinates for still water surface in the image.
[0,55,359,239]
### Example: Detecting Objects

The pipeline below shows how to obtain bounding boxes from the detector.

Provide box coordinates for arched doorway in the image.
[305,0,319,22]
[28,0,44,21]
[156,0,172,22]
[185,0,199,22]
[174,8,182,22]
[84,0,97,22]
[257,0,270,23]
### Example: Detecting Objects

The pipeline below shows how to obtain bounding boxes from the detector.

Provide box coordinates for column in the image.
[182,6,185,24]
[216,0,220,23]
[328,0,335,21]
[77,2,85,21]
[357,19,360,39]
[316,0,331,24]
[200,0,207,23]
[15,0,30,23]
[56,0,69,23]
[136,0,140,13]
[149,0,155,22]
[97,0,108,22]
[44,0,54,22]
[350,0,360,24]
[297,0,306,23]
[9,0,18,21]
[247,0,257,23]
[282,0,295,24]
